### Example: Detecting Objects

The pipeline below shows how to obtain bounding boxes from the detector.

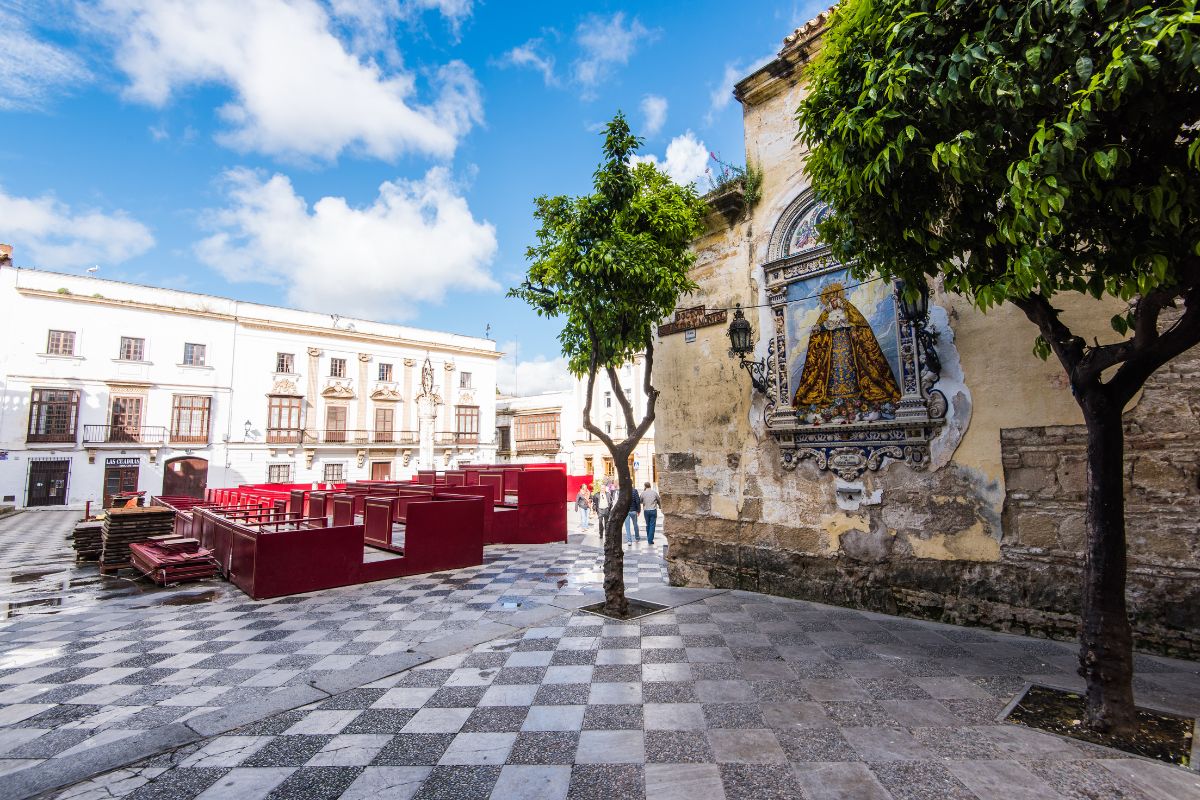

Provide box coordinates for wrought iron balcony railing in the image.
[26,430,77,444]
[83,425,167,445]
[305,429,419,445]
[434,431,479,446]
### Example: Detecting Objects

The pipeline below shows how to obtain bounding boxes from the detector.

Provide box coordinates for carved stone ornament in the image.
[459,391,475,404]
[444,362,455,372]
[357,449,367,468]
[321,381,355,399]
[270,378,301,396]
[307,347,321,358]
[404,358,416,367]
[358,353,370,362]
[443,449,452,465]
[761,189,948,480]
[304,449,315,469]
[415,356,442,414]
[402,449,412,466]
[370,385,404,402]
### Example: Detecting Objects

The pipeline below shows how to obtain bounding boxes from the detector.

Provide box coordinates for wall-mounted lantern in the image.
[895,277,940,378]
[727,303,768,393]
[244,420,253,441]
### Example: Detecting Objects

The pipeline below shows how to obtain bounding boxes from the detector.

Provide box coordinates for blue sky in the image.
[1,0,825,392]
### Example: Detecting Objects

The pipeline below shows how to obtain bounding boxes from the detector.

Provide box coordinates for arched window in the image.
[766,190,833,263]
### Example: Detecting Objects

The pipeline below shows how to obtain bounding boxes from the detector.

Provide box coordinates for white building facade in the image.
[570,355,657,487]
[0,257,499,510]
[494,355,657,488]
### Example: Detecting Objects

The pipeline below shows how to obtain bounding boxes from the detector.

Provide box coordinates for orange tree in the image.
[509,113,706,616]
[797,0,1200,733]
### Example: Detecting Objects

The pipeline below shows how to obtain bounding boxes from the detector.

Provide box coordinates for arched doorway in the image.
[162,456,209,499]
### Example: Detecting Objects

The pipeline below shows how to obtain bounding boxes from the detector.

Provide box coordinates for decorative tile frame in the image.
[761,192,946,480]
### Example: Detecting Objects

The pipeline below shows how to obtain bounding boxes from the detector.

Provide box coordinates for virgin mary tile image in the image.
[788,272,901,424]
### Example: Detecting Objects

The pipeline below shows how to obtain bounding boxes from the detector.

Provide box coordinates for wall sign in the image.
[658,305,727,337]
[105,457,142,467]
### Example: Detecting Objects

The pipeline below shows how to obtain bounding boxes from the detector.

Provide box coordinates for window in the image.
[455,406,479,443]
[497,426,511,451]
[329,357,346,378]
[267,464,292,483]
[514,413,558,452]
[459,371,472,389]
[27,389,80,443]
[325,406,347,442]
[584,456,594,476]
[605,421,612,434]
[46,330,75,356]
[378,362,393,382]
[119,337,145,361]
[323,463,344,482]
[374,406,394,443]
[267,396,303,443]
[170,395,211,443]
[604,391,612,408]
[276,352,295,373]
[109,396,144,441]
[182,343,206,367]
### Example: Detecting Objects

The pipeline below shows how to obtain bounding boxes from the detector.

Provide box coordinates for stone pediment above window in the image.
[371,383,403,402]
[270,378,301,396]
[459,390,475,404]
[321,380,355,399]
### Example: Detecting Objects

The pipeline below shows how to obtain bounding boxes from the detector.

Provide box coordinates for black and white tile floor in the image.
[0,510,1197,800]
[48,592,1200,800]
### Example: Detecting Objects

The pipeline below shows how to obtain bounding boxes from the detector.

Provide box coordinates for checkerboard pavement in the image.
[0,510,78,570]
[46,592,1200,800]
[0,531,667,782]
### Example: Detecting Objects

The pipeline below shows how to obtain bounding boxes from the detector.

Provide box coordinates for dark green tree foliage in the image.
[510,113,707,616]
[797,0,1200,734]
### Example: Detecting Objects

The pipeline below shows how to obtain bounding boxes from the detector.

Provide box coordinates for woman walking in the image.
[575,485,591,530]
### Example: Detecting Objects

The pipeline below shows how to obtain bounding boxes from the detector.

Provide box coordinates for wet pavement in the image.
[0,509,1196,800]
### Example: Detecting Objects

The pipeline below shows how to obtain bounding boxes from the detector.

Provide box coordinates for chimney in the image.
[0,244,11,266]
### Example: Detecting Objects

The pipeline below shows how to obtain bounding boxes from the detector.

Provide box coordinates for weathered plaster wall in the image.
[658,36,1200,657]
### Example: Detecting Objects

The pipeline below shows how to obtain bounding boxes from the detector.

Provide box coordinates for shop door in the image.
[162,457,209,499]
[27,459,70,507]
[103,465,140,508]
[371,461,392,481]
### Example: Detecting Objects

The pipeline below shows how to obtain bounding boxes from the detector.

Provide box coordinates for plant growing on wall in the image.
[796,0,1200,734]
[510,112,707,617]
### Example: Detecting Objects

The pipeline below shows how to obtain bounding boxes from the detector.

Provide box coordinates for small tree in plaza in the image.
[509,113,707,616]
[796,0,1200,733]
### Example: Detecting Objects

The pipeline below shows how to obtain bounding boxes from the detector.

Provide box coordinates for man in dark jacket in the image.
[623,486,642,545]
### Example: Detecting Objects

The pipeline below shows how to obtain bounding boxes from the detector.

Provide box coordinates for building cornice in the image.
[733,10,830,108]
[15,287,502,360]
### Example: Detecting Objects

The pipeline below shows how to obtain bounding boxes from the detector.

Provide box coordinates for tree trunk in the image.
[602,449,632,617]
[1077,389,1136,735]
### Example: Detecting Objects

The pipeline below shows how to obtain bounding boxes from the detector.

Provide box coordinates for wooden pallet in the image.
[98,561,131,575]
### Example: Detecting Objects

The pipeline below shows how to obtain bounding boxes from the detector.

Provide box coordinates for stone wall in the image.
[657,22,1200,659]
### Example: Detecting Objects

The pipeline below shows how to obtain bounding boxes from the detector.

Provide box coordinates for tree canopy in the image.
[797,0,1199,371]
[510,114,707,377]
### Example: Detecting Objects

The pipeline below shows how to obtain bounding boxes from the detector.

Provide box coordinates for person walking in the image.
[623,484,642,546]
[595,484,609,540]
[641,481,661,545]
[575,485,591,530]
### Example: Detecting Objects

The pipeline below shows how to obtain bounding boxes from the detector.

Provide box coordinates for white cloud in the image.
[631,131,710,186]
[92,0,482,161]
[0,7,90,110]
[572,13,652,95]
[196,167,498,320]
[640,94,667,137]
[500,38,558,86]
[706,63,743,124]
[497,343,573,396]
[0,186,154,269]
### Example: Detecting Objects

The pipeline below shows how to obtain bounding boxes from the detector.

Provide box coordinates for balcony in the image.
[266,429,304,445]
[169,432,210,445]
[83,425,167,446]
[435,431,479,446]
[27,430,77,445]
[515,437,560,454]
[305,429,419,446]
